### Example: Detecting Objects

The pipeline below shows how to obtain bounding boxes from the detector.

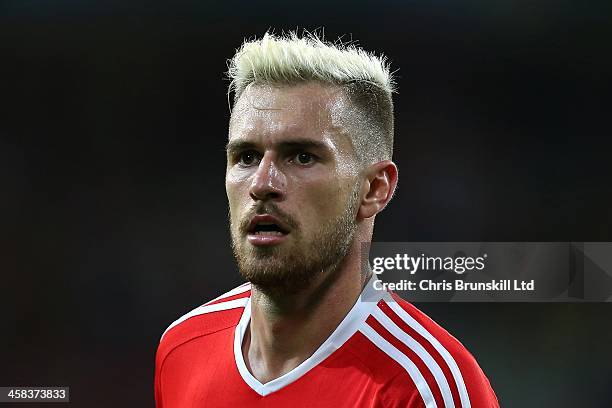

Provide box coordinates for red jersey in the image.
[155,277,499,407]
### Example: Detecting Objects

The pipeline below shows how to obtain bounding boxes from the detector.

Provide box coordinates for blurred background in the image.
[1,1,611,406]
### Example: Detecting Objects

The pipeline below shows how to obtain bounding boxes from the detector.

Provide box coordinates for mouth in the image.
[246,214,290,246]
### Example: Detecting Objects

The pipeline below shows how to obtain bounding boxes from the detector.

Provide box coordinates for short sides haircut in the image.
[227,31,397,164]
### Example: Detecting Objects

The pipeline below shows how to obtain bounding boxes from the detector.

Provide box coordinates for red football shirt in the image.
[155,277,499,407]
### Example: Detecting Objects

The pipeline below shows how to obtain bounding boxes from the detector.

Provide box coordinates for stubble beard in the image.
[230,188,360,294]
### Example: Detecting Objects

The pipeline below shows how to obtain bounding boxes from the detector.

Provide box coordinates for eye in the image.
[292,152,315,166]
[238,151,261,167]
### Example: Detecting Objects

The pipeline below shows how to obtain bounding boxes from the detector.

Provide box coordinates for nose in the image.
[249,153,286,201]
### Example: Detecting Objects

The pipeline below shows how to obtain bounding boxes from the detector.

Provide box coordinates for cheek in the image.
[292,177,353,221]
[226,175,249,214]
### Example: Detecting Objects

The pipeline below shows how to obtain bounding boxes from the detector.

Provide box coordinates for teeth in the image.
[254,231,283,236]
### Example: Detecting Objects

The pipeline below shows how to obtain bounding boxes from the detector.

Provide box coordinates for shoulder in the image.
[353,292,499,408]
[156,283,251,364]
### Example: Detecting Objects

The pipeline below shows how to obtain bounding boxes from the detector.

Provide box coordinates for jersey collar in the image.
[233,274,382,396]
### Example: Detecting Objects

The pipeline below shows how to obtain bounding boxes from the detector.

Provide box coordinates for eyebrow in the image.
[225,138,329,154]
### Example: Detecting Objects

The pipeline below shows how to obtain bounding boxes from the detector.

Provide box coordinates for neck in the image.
[242,242,371,384]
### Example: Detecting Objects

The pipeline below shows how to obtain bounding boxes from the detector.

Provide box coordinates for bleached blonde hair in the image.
[227,31,397,163]
[228,31,396,99]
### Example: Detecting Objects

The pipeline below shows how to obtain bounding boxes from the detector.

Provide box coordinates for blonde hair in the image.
[227,31,396,100]
[227,31,397,163]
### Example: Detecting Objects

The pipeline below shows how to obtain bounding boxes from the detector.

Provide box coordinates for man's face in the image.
[226,82,362,293]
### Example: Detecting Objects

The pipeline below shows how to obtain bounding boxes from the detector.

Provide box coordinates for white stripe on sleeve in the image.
[360,323,437,408]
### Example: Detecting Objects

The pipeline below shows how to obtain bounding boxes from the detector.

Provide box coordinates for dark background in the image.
[1,1,611,407]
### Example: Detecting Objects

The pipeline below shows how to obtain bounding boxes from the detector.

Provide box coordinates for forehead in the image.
[229,82,350,143]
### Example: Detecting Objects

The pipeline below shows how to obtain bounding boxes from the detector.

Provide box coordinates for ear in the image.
[358,160,398,220]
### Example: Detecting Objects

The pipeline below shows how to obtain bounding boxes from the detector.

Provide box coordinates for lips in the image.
[246,214,290,246]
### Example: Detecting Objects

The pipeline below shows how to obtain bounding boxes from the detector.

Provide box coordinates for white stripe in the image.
[372,307,455,407]
[385,299,471,408]
[204,283,251,305]
[161,298,248,341]
[360,323,437,408]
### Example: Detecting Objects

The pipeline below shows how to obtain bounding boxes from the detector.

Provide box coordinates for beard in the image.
[230,186,361,294]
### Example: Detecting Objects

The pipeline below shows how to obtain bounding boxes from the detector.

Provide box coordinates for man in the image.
[155,32,499,407]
